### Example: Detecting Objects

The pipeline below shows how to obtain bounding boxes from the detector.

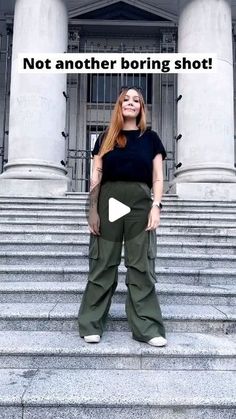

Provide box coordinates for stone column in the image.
[169,0,236,200]
[0,0,70,197]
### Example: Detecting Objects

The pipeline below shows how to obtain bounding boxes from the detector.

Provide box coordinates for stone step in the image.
[0,195,178,204]
[0,281,235,305]
[0,265,235,285]
[0,194,234,419]
[0,239,235,254]
[0,368,235,419]
[0,330,235,371]
[0,221,85,231]
[1,251,236,268]
[156,253,236,268]
[0,199,234,206]
[0,222,235,233]
[0,229,236,244]
[1,194,230,203]
[0,195,225,204]
[0,302,234,334]
[1,212,236,224]
[65,192,179,198]
[2,205,236,214]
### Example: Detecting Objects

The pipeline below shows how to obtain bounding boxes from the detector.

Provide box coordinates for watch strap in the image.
[152,201,163,210]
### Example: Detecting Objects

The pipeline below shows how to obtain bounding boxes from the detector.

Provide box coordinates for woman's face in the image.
[121,89,141,119]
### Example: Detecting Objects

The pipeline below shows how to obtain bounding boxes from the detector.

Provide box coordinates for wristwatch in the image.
[151,201,163,210]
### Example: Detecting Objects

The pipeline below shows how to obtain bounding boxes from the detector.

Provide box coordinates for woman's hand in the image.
[145,206,161,231]
[88,209,101,235]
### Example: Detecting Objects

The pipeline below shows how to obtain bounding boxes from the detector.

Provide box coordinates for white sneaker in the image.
[147,336,167,347]
[84,335,100,343]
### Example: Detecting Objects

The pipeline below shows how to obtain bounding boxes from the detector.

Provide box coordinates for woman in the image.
[78,86,167,347]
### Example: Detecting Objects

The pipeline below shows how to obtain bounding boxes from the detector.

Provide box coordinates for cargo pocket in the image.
[88,233,99,273]
[89,234,99,259]
[147,230,157,283]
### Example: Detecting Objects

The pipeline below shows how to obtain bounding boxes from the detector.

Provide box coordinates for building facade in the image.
[0,0,236,199]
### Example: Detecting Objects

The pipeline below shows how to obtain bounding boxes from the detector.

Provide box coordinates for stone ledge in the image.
[0,331,235,371]
[168,182,236,200]
[0,179,70,197]
[0,368,235,409]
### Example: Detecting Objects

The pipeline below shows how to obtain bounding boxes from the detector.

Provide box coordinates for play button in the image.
[108,197,131,222]
[85,181,151,242]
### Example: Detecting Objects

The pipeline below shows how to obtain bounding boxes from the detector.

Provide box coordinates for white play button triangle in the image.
[108,198,131,222]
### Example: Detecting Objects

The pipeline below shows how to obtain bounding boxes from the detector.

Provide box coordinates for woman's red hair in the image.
[98,87,147,157]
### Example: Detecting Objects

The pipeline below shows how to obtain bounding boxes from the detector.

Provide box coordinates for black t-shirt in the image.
[91,128,167,189]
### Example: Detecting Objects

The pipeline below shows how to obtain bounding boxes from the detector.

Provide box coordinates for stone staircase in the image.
[0,193,235,419]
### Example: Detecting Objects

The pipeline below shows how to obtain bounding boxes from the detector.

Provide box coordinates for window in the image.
[87,74,152,104]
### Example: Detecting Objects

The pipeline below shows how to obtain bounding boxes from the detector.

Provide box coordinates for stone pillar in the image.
[0,0,70,197]
[169,0,236,200]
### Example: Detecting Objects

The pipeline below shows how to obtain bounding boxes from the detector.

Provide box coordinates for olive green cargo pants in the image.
[78,181,166,342]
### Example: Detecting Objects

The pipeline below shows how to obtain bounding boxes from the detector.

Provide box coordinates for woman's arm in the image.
[152,153,164,203]
[89,155,103,211]
[145,153,164,231]
[89,155,103,235]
